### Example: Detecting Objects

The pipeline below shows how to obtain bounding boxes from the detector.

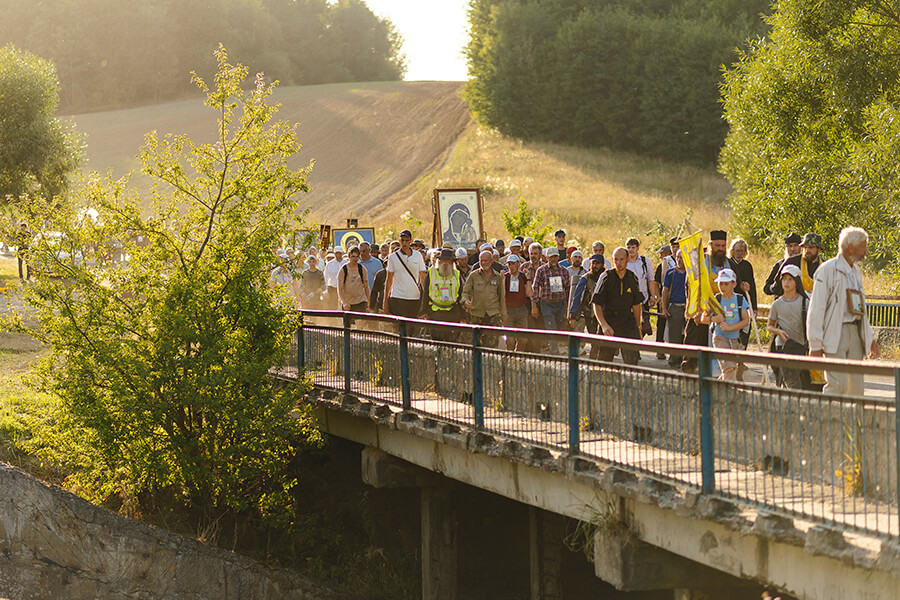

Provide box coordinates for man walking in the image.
[764,232,802,296]
[357,241,383,291]
[323,247,347,309]
[423,248,463,340]
[591,247,644,365]
[807,227,879,396]
[771,232,823,297]
[661,249,688,368]
[384,230,426,319]
[504,254,531,350]
[462,250,507,348]
[625,238,658,338]
[531,246,570,354]
[569,254,606,359]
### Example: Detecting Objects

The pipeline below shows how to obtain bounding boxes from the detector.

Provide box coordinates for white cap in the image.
[506,254,521,263]
[492,249,499,258]
[509,239,523,248]
[334,246,344,253]
[480,242,492,252]
[546,247,560,257]
[780,264,801,278]
[326,253,335,259]
[571,250,583,258]
[455,248,467,259]
[714,268,737,283]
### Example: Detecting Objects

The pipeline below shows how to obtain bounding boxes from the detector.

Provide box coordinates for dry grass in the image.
[377,124,732,250]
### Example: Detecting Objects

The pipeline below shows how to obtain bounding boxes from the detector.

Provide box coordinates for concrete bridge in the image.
[278,311,900,600]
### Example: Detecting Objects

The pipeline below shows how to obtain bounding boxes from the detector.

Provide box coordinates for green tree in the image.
[500,197,553,245]
[19,47,320,526]
[0,44,82,203]
[720,0,900,267]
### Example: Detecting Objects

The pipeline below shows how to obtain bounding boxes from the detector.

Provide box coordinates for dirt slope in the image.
[69,81,471,221]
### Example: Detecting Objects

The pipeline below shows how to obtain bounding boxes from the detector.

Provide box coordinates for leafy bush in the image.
[14,47,321,528]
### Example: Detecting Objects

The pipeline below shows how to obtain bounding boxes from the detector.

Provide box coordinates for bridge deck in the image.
[281,359,899,539]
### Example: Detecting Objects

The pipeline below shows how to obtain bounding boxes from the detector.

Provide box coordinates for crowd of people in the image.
[270,225,880,394]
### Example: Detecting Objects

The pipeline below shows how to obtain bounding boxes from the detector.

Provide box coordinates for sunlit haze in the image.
[364,0,469,81]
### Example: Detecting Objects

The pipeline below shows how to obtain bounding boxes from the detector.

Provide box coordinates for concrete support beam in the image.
[594,527,749,591]
[422,485,458,600]
[361,446,437,489]
[529,507,564,600]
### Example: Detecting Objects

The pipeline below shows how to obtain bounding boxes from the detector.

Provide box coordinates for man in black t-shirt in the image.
[591,247,644,365]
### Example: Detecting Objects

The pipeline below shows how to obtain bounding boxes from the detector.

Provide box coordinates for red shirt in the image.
[505,271,528,307]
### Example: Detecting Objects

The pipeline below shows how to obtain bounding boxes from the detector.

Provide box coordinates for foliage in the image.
[720,0,900,272]
[464,0,771,164]
[0,0,406,114]
[13,48,322,527]
[500,197,553,246]
[0,44,82,204]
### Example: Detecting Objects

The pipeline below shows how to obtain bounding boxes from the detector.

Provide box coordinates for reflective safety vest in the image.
[428,267,460,310]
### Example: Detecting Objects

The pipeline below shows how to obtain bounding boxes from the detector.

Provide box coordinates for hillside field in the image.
[67,80,894,293]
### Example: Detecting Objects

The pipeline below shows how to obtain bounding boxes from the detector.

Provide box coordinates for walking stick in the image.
[742,291,769,385]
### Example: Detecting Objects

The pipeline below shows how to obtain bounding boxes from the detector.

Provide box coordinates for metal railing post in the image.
[568,335,580,454]
[399,321,411,410]
[296,313,304,378]
[698,349,715,493]
[473,327,484,428]
[343,313,351,393]
[895,369,900,514]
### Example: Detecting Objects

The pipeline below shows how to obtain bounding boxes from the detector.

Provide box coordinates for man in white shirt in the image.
[323,247,347,309]
[807,226,879,396]
[383,229,426,319]
[625,237,659,338]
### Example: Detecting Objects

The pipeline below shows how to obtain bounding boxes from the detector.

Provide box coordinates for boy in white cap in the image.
[702,268,750,380]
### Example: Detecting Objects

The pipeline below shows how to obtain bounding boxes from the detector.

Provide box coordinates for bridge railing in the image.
[281,309,900,540]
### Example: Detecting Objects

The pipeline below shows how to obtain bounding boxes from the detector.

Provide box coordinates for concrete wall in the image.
[0,464,345,600]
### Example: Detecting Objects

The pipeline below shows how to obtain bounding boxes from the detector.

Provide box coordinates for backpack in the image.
[341,262,364,284]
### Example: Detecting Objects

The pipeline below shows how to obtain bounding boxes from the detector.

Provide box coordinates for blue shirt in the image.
[358,256,384,291]
[663,267,687,305]
[714,294,744,339]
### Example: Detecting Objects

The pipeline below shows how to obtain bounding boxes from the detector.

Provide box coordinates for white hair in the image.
[839,227,868,253]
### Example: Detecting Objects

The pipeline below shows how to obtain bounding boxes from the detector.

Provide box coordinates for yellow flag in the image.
[678,231,722,318]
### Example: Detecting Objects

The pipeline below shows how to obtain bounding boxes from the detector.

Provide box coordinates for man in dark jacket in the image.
[763,232,802,297]
[770,232,823,297]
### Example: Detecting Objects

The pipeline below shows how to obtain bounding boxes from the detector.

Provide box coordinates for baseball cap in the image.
[546,247,560,257]
[412,239,425,247]
[480,242,492,252]
[589,253,605,263]
[571,250,583,258]
[399,229,412,239]
[334,246,344,253]
[658,245,671,254]
[326,252,335,259]
[509,239,522,248]
[455,248,467,259]
[554,229,566,237]
[780,264,801,278]
[506,254,521,263]
[714,268,737,283]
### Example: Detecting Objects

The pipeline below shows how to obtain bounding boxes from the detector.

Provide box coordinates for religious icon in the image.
[434,188,483,250]
[332,227,375,251]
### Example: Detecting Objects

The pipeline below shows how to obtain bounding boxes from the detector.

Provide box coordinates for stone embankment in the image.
[0,464,346,600]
